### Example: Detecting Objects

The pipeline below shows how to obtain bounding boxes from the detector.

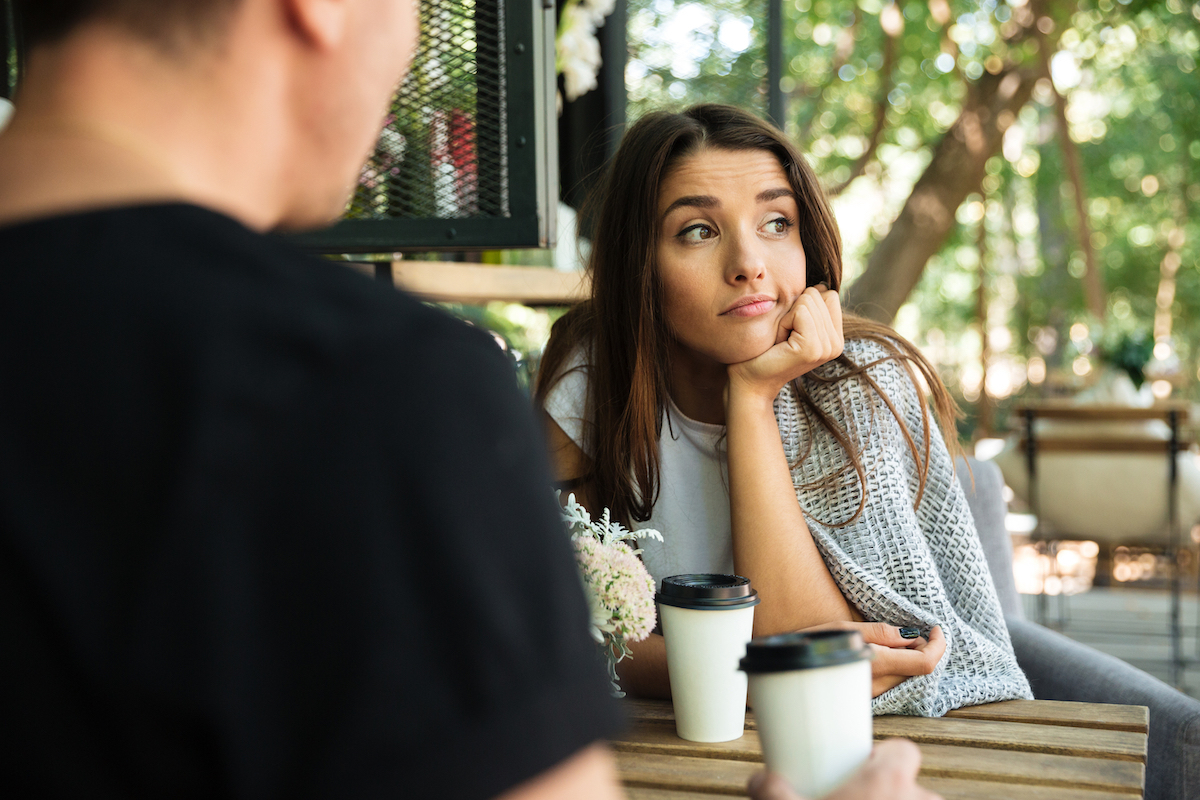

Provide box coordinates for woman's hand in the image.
[727,285,844,405]
[801,622,947,698]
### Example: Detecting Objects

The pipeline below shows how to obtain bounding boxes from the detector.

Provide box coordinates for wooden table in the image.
[614,698,1148,800]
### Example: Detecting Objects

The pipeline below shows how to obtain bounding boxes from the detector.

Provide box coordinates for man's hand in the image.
[727,285,843,405]
[747,739,941,800]
[800,622,947,697]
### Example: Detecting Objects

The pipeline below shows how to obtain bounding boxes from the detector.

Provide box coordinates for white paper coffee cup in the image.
[657,574,760,742]
[740,629,873,797]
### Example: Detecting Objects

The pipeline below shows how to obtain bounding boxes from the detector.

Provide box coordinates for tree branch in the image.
[844,0,1061,324]
[1035,20,1106,321]
[827,15,899,197]
[798,9,860,144]
[844,65,1041,323]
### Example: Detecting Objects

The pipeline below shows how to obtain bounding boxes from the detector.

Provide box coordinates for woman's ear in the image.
[283,0,348,50]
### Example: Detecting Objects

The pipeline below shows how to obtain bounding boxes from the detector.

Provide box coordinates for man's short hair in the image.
[14,0,243,50]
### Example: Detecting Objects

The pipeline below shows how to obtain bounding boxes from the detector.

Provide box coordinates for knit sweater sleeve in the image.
[774,338,1032,716]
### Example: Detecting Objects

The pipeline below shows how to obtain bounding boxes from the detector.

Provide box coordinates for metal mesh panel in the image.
[348,0,509,222]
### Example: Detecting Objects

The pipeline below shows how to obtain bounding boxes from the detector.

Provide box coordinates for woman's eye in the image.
[765,217,793,235]
[678,224,715,243]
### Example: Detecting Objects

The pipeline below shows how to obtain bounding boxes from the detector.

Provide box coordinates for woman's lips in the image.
[722,294,776,317]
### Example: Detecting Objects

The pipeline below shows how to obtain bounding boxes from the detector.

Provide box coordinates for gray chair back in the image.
[956,455,1023,620]
[954,456,1200,800]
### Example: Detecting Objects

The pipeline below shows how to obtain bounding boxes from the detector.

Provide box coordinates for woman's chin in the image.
[720,337,780,366]
[672,324,780,368]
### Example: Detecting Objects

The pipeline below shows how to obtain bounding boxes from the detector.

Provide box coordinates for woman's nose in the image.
[723,231,767,284]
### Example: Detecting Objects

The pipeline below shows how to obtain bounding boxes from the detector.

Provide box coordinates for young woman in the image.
[537,105,1031,716]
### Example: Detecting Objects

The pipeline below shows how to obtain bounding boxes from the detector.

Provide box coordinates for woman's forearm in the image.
[725,386,854,636]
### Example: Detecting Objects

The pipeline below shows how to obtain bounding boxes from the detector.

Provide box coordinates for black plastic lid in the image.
[655,574,760,610]
[739,629,872,674]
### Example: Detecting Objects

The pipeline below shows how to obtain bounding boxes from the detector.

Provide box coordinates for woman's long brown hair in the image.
[536,104,960,526]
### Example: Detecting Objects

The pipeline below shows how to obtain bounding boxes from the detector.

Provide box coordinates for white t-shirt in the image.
[546,340,1035,716]
[543,352,735,587]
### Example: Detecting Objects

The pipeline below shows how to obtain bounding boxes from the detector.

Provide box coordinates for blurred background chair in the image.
[992,403,1200,686]
[959,455,1200,800]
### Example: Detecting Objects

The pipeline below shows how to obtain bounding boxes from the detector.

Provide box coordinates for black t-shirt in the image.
[0,204,621,798]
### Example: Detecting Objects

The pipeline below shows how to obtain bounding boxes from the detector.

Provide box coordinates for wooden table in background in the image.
[614,698,1148,800]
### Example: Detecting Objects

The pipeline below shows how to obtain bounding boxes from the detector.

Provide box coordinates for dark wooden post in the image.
[3,0,19,102]
[558,0,627,231]
[767,0,784,128]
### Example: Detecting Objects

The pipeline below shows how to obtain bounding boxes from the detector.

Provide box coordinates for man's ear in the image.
[283,0,348,50]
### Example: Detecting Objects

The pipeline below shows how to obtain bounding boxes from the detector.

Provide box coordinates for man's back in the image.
[0,203,619,797]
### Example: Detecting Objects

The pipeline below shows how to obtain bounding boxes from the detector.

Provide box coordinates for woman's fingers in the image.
[849,621,927,649]
[921,626,947,659]
[735,283,843,392]
[804,621,933,650]
[869,626,946,681]
[737,284,842,393]
[775,294,803,345]
[787,288,838,363]
[821,288,844,354]
[797,622,945,696]
[869,643,939,678]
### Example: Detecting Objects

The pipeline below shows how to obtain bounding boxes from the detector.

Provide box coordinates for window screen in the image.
[0,1,556,253]
[296,0,558,253]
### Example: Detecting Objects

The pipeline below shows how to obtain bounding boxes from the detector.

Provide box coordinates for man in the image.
[0,2,934,798]
[0,2,624,797]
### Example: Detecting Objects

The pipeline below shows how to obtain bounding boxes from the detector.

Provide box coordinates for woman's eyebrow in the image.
[661,195,719,220]
[757,187,796,203]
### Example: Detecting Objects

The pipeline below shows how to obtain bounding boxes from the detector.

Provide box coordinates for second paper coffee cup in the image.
[740,629,873,797]
[656,574,760,742]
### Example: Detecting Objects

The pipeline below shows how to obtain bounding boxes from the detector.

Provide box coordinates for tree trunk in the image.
[844,66,1041,323]
[976,214,994,437]
[1153,189,1188,345]
[1037,27,1106,322]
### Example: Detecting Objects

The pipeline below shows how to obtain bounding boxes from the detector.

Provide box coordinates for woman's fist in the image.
[728,285,844,404]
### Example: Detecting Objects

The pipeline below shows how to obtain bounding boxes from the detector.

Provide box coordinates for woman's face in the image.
[655,146,808,368]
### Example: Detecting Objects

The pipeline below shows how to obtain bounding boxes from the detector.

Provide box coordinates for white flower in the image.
[555,0,620,104]
[557,5,602,102]
[573,537,657,643]
[583,584,610,643]
[560,492,663,550]
[582,0,618,24]
[558,491,663,696]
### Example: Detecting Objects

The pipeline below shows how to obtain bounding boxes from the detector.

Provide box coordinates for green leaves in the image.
[624,0,1200,424]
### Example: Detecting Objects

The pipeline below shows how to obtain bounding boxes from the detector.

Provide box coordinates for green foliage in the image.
[438,301,567,393]
[625,0,1200,429]
[1014,0,1198,382]
[1099,326,1155,387]
[626,0,769,117]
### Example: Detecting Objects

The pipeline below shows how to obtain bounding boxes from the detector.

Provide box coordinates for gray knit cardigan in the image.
[776,338,1033,716]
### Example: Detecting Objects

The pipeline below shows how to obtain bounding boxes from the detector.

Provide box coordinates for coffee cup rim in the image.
[739,629,873,673]
[656,573,761,610]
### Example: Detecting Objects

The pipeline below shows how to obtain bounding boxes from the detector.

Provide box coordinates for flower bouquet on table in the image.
[559,492,662,697]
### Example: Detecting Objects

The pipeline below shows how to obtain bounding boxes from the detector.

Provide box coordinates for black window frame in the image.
[3,0,19,102]
[294,0,560,254]
[0,1,559,254]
